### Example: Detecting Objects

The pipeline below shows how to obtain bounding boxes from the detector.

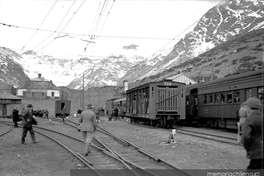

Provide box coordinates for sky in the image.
[0,0,221,61]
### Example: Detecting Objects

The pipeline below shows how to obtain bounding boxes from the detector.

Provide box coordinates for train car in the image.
[113,97,126,117]
[55,100,71,117]
[113,98,126,110]
[126,79,186,127]
[105,98,117,115]
[187,69,263,129]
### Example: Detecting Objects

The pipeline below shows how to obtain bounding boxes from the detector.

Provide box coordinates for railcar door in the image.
[156,86,178,112]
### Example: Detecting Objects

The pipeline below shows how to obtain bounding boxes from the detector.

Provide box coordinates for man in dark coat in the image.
[242,97,263,170]
[12,108,19,128]
[21,104,38,144]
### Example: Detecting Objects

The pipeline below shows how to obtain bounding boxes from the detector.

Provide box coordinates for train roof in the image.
[113,98,126,103]
[185,69,263,91]
[127,79,186,92]
[200,69,263,87]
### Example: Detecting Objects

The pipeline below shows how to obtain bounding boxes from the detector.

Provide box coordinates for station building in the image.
[16,74,69,117]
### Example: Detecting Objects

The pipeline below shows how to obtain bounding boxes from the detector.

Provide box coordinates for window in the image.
[257,87,263,102]
[208,94,213,103]
[227,91,232,103]
[51,92,54,97]
[203,94,207,104]
[245,89,252,99]
[234,91,240,103]
[214,93,220,103]
[220,92,225,103]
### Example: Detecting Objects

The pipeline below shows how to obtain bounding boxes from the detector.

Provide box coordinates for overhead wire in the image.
[37,0,88,53]
[20,0,59,53]
[0,22,172,40]
[92,0,110,39]
[89,0,104,40]
[83,0,116,56]
[31,0,78,52]
[148,0,225,59]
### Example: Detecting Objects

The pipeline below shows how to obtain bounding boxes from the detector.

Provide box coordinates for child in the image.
[166,129,177,144]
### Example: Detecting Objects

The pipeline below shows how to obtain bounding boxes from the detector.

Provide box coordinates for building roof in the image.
[167,73,196,85]
[0,92,22,100]
[19,80,59,90]
[0,84,13,90]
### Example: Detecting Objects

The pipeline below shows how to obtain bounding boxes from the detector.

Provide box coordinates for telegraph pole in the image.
[98,84,100,108]
[82,73,84,109]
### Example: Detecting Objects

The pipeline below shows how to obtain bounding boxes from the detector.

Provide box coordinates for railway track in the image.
[0,120,138,176]
[0,121,12,137]
[113,117,239,145]
[55,118,191,176]
[0,119,191,176]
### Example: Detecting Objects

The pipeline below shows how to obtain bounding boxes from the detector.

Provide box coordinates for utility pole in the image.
[88,80,90,104]
[82,73,84,109]
[98,84,100,108]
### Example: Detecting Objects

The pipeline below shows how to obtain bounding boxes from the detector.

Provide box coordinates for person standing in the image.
[12,108,19,128]
[77,108,82,118]
[21,104,38,144]
[45,109,49,119]
[237,102,248,143]
[61,105,66,122]
[241,97,263,170]
[79,104,97,156]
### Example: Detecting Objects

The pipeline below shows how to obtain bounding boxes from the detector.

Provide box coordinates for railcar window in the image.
[215,93,220,103]
[245,89,252,99]
[257,87,263,102]
[227,91,232,103]
[220,92,225,103]
[208,94,213,103]
[203,94,207,104]
[234,91,240,103]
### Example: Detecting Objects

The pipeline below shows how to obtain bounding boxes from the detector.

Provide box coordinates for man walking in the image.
[79,104,97,156]
[242,97,263,170]
[21,104,38,144]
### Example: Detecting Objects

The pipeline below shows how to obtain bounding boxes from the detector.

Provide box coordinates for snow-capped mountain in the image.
[1,0,263,91]
[67,55,145,89]
[0,47,29,87]
[118,0,264,84]
[0,46,145,89]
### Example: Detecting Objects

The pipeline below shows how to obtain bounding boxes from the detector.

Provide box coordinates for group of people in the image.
[12,96,262,170]
[237,97,263,170]
[107,107,125,121]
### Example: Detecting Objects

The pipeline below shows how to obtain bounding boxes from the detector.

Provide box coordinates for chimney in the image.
[38,74,41,78]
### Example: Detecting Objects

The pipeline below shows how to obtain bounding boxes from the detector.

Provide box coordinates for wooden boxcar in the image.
[55,100,71,117]
[187,70,263,129]
[126,79,186,127]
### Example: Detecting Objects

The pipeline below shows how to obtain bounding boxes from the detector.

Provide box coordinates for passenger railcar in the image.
[126,79,186,127]
[186,69,263,129]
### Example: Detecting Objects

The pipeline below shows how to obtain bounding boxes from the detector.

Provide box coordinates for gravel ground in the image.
[0,116,250,176]
[69,116,250,169]
[0,119,83,176]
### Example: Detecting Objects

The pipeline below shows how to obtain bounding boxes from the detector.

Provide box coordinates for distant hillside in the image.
[129,28,264,89]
